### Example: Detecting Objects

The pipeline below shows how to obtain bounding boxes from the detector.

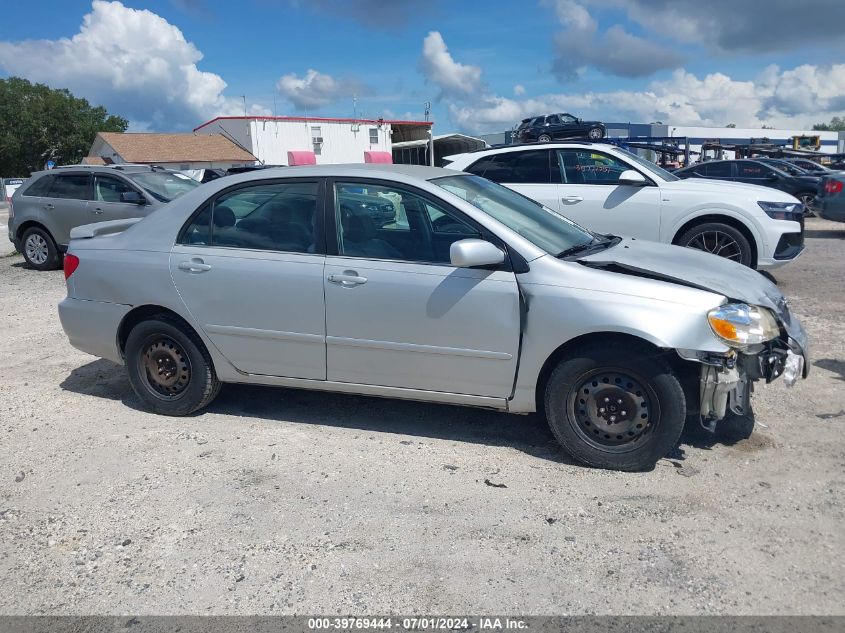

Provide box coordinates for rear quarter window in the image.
[22,175,55,197]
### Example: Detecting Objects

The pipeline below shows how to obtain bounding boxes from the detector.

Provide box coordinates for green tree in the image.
[0,77,128,175]
[812,116,845,131]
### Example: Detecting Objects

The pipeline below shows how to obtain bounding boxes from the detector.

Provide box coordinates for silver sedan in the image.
[58,165,808,471]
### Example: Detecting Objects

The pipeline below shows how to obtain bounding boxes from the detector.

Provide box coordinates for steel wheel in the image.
[139,336,192,400]
[568,370,657,453]
[686,230,743,261]
[24,233,49,265]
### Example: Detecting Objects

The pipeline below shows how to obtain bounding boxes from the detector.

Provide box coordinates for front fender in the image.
[664,205,764,251]
[508,276,727,413]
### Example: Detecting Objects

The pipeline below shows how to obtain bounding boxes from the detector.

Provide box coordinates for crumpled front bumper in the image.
[692,309,809,428]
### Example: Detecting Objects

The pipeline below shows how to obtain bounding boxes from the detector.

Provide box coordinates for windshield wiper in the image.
[556,235,619,259]
[556,238,599,258]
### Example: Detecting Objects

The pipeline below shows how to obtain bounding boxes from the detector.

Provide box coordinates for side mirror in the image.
[450,239,505,268]
[120,191,145,204]
[618,170,648,186]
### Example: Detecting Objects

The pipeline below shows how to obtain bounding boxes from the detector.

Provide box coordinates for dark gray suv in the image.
[9,165,200,270]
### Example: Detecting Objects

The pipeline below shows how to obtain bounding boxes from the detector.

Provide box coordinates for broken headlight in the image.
[707,303,780,350]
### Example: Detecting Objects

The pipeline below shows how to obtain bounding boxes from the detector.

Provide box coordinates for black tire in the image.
[537,134,552,142]
[21,226,61,271]
[125,315,221,416]
[544,342,686,471]
[588,126,605,139]
[677,222,753,267]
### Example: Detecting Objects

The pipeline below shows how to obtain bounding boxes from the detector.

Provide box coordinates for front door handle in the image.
[44,203,54,210]
[92,207,104,215]
[561,196,583,204]
[178,258,212,273]
[328,272,368,286]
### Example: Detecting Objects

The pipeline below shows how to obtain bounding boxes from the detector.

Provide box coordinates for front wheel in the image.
[677,222,753,267]
[544,342,686,471]
[588,126,605,139]
[537,134,552,142]
[125,316,221,416]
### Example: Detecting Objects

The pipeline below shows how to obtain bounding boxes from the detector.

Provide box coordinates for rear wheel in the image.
[588,126,605,139]
[21,226,60,271]
[125,316,220,416]
[544,342,686,471]
[677,222,753,267]
[537,134,552,142]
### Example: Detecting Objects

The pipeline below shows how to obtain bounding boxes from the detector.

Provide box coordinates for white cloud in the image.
[447,65,845,133]
[276,69,365,110]
[546,0,685,79]
[0,1,265,129]
[513,84,526,96]
[418,31,483,100]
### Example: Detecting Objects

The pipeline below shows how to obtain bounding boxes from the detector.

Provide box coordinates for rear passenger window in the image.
[182,182,319,253]
[468,150,555,184]
[704,162,732,178]
[48,174,91,200]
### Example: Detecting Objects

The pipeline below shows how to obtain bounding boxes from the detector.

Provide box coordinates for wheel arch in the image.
[16,220,55,243]
[117,304,206,359]
[671,213,758,268]
[532,331,694,413]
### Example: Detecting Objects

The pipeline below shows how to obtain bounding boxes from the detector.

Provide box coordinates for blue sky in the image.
[2,1,844,133]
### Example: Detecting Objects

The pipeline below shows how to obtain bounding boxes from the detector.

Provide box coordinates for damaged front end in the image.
[678,301,809,432]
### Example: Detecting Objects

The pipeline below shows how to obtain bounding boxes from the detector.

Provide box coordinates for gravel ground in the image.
[0,218,843,615]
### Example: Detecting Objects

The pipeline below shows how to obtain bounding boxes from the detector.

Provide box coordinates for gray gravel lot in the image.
[0,218,843,615]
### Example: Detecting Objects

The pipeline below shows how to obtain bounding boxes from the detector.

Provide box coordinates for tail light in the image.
[64,253,80,279]
[823,179,843,195]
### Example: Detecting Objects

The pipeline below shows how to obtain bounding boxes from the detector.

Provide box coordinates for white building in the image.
[193,115,434,166]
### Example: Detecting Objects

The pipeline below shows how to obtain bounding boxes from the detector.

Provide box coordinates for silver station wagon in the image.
[58,165,809,471]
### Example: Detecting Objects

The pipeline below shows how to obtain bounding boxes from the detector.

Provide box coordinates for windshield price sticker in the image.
[307,617,528,630]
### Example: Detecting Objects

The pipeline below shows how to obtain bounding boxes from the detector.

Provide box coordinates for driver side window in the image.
[335,182,480,264]
[558,149,629,185]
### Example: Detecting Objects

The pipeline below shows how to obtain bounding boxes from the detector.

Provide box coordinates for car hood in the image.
[669,177,797,200]
[579,238,785,312]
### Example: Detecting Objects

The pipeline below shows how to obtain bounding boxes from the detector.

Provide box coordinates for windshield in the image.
[128,171,199,202]
[432,174,595,255]
[616,148,680,181]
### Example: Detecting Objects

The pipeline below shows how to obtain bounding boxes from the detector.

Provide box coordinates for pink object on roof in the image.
[287,151,317,166]
[364,151,393,164]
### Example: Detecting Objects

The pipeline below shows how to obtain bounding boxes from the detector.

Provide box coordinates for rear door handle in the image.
[561,196,583,204]
[92,207,104,215]
[328,273,367,286]
[178,258,212,273]
[44,203,54,210]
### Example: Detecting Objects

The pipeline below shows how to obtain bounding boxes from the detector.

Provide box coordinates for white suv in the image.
[445,142,805,269]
